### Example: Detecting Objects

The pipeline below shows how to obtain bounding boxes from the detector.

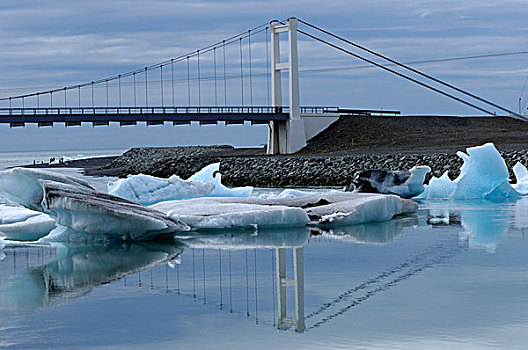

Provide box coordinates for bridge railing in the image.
[0,106,338,116]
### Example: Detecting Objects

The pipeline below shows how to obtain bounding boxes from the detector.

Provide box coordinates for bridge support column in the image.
[267,18,307,154]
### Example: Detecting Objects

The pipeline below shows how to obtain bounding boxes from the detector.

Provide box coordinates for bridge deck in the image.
[0,106,338,126]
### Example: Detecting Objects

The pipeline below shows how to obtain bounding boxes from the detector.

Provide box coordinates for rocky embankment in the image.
[100,146,528,187]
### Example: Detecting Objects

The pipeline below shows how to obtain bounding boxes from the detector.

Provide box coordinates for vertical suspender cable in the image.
[197,50,201,107]
[50,92,53,108]
[171,59,175,106]
[239,38,244,107]
[22,96,24,109]
[105,80,109,107]
[91,82,94,107]
[133,73,137,107]
[223,41,227,106]
[78,86,81,107]
[214,47,218,106]
[118,75,122,107]
[160,65,164,107]
[248,30,253,106]
[9,97,11,109]
[64,87,67,107]
[37,93,40,109]
[187,57,191,106]
[144,67,148,107]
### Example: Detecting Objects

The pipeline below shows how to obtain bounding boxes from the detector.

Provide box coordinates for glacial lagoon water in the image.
[2,158,528,348]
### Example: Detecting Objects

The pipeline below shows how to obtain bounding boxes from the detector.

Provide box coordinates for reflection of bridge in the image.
[0,220,468,333]
[2,18,524,154]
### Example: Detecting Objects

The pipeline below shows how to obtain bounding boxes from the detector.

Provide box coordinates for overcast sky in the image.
[0,0,527,152]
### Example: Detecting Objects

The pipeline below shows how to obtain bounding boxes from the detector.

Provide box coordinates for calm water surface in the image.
[1,164,528,349]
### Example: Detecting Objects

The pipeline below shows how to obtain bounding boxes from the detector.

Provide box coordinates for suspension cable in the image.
[298,18,525,119]
[297,28,496,116]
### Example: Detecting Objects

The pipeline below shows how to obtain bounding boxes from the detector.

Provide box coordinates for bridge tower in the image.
[267,18,307,154]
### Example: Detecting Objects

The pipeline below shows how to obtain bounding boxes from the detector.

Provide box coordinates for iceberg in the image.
[0,205,56,241]
[151,193,416,230]
[418,143,521,200]
[108,173,215,205]
[0,168,93,211]
[0,236,5,261]
[39,180,190,241]
[108,163,252,204]
[0,168,190,241]
[347,166,431,198]
[188,163,253,197]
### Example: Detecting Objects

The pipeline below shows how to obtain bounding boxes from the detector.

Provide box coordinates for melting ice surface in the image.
[418,143,522,200]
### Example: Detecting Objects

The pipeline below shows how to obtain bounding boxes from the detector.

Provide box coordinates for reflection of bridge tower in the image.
[276,247,305,332]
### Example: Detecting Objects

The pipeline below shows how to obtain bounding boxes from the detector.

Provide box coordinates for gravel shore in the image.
[24,116,528,187]
[96,145,528,187]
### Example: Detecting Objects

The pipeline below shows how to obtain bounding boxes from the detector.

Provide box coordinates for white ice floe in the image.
[418,143,521,200]
[108,173,215,205]
[188,163,253,197]
[151,193,416,230]
[310,194,417,226]
[0,168,94,211]
[0,205,56,241]
[152,200,309,230]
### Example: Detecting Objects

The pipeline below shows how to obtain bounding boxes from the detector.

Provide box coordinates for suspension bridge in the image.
[0,18,525,154]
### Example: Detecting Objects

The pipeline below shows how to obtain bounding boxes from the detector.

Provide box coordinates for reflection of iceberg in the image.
[310,216,417,244]
[461,206,508,252]
[0,241,185,310]
[179,228,310,250]
[418,143,520,200]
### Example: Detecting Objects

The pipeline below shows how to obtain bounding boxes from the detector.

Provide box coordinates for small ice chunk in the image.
[108,173,215,205]
[0,168,93,211]
[0,212,56,241]
[188,163,253,197]
[512,162,528,195]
